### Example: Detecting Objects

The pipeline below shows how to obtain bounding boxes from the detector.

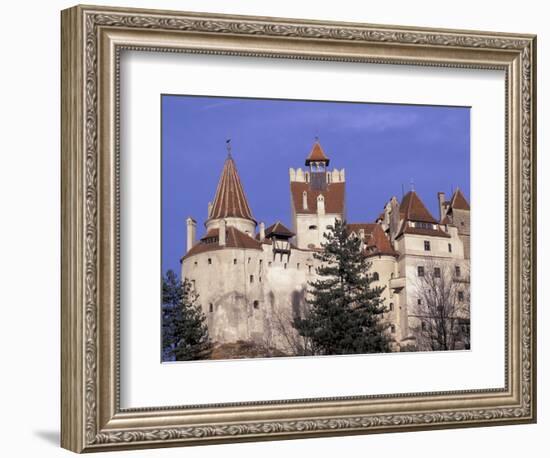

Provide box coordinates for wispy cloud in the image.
[200,99,245,111]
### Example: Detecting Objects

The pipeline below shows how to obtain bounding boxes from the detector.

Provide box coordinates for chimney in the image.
[186,217,196,253]
[317,195,325,216]
[438,192,446,221]
[259,222,265,240]
[358,228,365,251]
[389,197,400,242]
[219,219,226,246]
[302,191,308,210]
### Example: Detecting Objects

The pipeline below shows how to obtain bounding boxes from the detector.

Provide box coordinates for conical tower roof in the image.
[399,191,437,224]
[209,153,255,222]
[305,141,330,166]
[449,188,470,211]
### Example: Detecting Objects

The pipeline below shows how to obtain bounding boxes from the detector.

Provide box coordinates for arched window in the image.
[209,303,213,313]
[389,302,394,312]
[372,272,379,281]
[390,325,396,334]
[253,300,259,310]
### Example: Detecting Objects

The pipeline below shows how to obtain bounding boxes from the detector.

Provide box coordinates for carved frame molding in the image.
[61,5,536,453]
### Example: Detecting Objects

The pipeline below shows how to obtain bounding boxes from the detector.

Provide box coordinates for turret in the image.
[205,140,256,235]
[305,139,330,190]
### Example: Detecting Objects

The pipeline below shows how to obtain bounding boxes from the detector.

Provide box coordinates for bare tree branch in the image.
[410,259,470,351]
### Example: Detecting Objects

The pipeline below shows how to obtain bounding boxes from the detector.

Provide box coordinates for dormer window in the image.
[417,222,434,229]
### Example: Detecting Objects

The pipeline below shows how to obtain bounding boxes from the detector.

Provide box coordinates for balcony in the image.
[389,276,405,291]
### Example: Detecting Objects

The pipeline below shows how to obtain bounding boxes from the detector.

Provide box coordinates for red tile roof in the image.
[265,221,294,238]
[290,181,345,215]
[347,223,398,257]
[399,191,437,224]
[399,225,451,238]
[305,141,330,165]
[449,188,470,211]
[209,155,255,222]
[182,226,262,259]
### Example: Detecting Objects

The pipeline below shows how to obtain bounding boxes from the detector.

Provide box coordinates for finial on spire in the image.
[226,138,232,158]
[314,135,319,143]
[410,178,415,192]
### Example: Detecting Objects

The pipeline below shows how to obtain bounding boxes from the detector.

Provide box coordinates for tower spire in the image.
[226,138,232,158]
[208,143,255,223]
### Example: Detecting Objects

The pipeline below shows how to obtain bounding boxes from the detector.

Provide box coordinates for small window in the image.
[259,260,263,267]
[308,265,312,274]
[421,321,426,331]
[194,261,198,267]
[208,258,212,265]
[247,257,251,264]
[284,263,287,269]
[424,240,431,251]
[417,266,425,277]
[434,267,441,278]
[233,258,237,265]
[249,275,254,283]
[389,302,394,312]
[309,225,317,230]
[455,265,461,277]
[458,291,464,302]
[448,243,452,253]
[390,325,396,334]
[209,303,213,313]
[268,261,272,267]
[259,276,262,283]
[297,263,300,270]
[372,272,379,281]
[253,300,259,310]
[417,298,422,305]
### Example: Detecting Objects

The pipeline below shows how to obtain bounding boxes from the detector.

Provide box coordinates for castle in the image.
[181,140,470,353]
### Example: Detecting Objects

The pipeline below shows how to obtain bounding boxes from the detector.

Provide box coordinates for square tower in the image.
[289,141,346,249]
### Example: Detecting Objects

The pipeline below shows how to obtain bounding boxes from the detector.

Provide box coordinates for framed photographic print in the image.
[61,4,537,453]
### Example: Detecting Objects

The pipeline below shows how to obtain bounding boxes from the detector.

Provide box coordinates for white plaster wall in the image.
[295,213,341,249]
[183,243,317,349]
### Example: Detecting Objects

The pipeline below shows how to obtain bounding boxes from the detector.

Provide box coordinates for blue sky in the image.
[162,95,470,274]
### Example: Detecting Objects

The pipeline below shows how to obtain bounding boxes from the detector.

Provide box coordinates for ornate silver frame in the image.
[61,4,537,453]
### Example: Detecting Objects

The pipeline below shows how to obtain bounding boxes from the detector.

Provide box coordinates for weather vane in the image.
[226,138,232,157]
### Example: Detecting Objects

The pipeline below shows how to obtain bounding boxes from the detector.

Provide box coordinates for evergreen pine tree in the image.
[162,270,212,361]
[294,219,391,355]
